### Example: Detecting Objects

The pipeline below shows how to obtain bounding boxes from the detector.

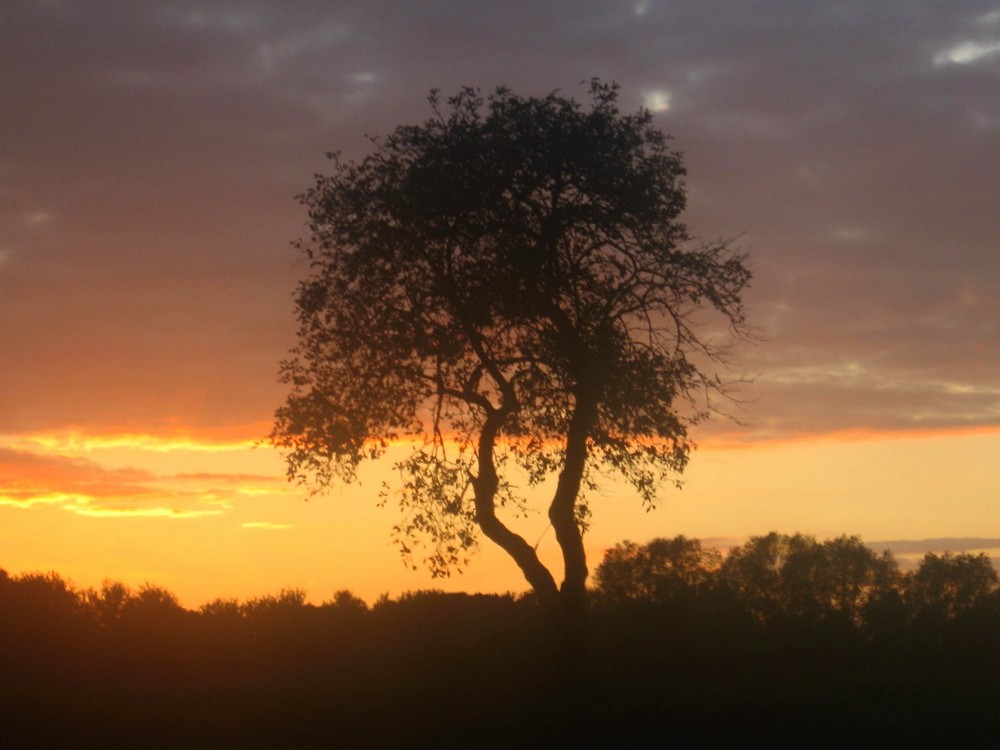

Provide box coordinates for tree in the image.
[272,81,751,614]
[718,532,800,624]
[593,536,722,604]
[719,533,902,627]
[908,551,999,623]
[84,580,132,632]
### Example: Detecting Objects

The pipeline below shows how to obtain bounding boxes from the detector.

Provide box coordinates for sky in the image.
[2,0,998,606]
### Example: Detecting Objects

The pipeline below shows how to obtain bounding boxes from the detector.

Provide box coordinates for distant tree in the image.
[273,81,751,615]
[718,532,801,624]
[0,571,85,645]
[908,551,999,623]
[720,533,901,627]
[782,535,901,626]
[240,589,311,642]
[118,584,190,639]
[198,598,248,648]
[593,535,721,604]
[324,588,369,615]
[84,580,132,631]
[200,597,243,620]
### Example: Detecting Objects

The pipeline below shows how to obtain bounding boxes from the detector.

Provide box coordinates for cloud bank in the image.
[1,0,997,442]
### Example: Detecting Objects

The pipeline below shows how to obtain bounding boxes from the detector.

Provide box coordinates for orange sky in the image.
[3,425,998,608]
[2,2,999,606]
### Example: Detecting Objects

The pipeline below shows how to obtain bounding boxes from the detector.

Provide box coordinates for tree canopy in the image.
[272,81,751,610]
[717,532,903,627]
[594,536,722,604]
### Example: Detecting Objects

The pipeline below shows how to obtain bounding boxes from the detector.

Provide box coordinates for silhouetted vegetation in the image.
[3,534,999,747]
[273,81,750,615]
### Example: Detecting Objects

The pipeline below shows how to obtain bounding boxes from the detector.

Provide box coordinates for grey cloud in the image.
[868,538,1000,555]
[1,0,998,436]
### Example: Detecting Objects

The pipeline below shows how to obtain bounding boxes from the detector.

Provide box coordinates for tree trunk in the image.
[474,408,560,609]
[473,472,560,607]
[548,389,599,620]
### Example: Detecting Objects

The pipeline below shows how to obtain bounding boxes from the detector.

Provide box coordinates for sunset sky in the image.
[3,1,998,607]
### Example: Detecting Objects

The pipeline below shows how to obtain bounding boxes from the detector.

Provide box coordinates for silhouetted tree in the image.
[240,588,313,648]
[117,585,193,672]
[273,81,750,614]
[323,588,369,615]
[909,551,999,623]
[84,580,132,632]
[593,535,721,604]
[783,535,901,626]
[1,572,91,652]
[718,532,801,624]
[200,597,243,621]
[719,533,901,627]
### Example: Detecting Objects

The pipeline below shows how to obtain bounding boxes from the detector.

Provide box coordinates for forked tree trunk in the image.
[473,408,561,610]
[473,389,598,622]
[548,389,599,621]
[472,471,560,609]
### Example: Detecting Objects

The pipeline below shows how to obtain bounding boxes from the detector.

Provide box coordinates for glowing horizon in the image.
[3,421,998,608]
[3,3,997,609]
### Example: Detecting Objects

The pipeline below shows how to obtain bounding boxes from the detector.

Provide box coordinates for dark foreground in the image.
[2,577,999,748]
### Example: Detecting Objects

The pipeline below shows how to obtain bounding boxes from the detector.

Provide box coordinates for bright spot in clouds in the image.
[934,39,1000,65]
[17,430,260,454]
[0,492,72,508]
[643,90,670,112]
[831,227,879,244]
[64,501,225,519]
[635,0,652,17]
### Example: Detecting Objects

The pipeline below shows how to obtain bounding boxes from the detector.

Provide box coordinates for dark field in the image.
[3,537,999,748]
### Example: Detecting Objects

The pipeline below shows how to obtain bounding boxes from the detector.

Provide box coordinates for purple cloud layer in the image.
[2,1,998,439]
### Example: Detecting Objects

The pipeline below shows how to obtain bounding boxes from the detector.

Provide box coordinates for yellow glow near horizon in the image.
[1,425,999,608]
[62,501,226,519]
[14,428,267,454]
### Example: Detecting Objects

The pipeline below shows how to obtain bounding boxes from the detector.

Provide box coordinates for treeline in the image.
[593,532,1000,632]
[2,534,999,748]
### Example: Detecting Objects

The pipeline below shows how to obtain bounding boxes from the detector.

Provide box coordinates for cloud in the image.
[175,471,285,482]
[0,443,286,518]
[979,9,1000,26]
[868,537,1000,555]
[25,210,51,226]
[62,499,224,520]
[0,447,157,499]
[1,0,998,445]
[0,492,76,509]
[242,521,295,530]
[12,428,267,454]
[642,89,671,112]
[934,39,1000,65]
[868,538,1000,571]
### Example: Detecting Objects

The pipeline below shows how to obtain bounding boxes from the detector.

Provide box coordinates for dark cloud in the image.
[868,537,1000,555]
[2,0,998,437]
[869,538,1000,571]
